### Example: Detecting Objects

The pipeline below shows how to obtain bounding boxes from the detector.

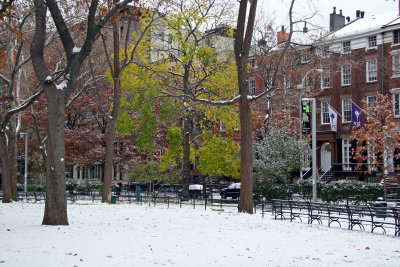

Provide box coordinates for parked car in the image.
[220,183,240,199]
[179,184,209,199]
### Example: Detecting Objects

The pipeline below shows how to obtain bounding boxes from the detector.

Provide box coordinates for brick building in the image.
[263,7,400,185]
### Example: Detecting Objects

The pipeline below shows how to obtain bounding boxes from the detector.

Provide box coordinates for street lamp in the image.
[301,98,317,202]
[298,68,323,202]
[20,132,28,193]
[297,68,323,177]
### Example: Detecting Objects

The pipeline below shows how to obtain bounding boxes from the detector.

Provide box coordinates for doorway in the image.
[321,142,332,172]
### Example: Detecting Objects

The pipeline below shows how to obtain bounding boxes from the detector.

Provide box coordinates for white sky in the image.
[261,0,399,31]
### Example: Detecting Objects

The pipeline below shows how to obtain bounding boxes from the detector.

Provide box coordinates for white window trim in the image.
[342,99,352,123]
[366,36,377,50]
[220,120,226,132]
[341,64,351,86]
[393,30,400,46]
[248,79,256,95]
[366,95,377,107]
[342,138,351,171]
[391,88,400,118]
[342,41,351,54]
[392,50,400,78]
[321,67,330,89]
[301,54,310,64]
[321,101,330,125]
[366,59,378,83]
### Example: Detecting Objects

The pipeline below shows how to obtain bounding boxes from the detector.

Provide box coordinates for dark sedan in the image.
[220,183,241,199]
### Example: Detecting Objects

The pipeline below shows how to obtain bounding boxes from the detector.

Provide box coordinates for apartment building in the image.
[262,7,400,184]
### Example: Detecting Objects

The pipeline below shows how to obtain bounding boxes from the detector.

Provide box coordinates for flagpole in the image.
[351,100,362,111]
[328,105,342,117]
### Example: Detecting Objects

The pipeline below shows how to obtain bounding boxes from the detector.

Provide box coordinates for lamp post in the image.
[298,68,323,202]
[298,69,323,180]
[20,132,28,193]
[301,98,317,202]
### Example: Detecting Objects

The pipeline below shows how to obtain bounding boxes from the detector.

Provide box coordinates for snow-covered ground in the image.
[0,202,399,267]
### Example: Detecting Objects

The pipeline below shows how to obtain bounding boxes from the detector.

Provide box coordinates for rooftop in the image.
[332,11,400,39]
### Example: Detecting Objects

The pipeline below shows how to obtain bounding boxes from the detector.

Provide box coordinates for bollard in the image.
[262,201,264,218]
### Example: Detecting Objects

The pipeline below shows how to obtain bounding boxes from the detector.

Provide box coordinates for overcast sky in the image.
[261,0,398,30]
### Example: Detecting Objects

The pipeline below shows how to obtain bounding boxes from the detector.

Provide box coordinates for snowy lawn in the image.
[0,202,399,267]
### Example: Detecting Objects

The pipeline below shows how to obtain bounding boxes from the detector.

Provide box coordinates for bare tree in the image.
[30,0,134,225]
[0,2,45,203]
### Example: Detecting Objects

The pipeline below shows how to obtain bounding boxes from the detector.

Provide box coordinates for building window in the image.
[301,54,310,64]
[392,52,400,77]
[366,59,377,82]
[367,95,377,107]
[89,166,94,179]
[393,92,400,117]
[220,120,226,132]
[368,145,377,172]
[284,76,291,89]
[367,36,377,48]
[342,99,352,123]
[321,101,330,124]
[341,64,351,86]
[342,138,351,171]
[393,30,400,45]
[284,106,292,119]
[248,79,255,95]
[321,67,330,89]
[303,75,311,87]
[343,41,350,53]
[319,48,330,58]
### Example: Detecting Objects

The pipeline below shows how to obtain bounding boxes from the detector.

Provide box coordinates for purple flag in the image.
[351,102,362,129]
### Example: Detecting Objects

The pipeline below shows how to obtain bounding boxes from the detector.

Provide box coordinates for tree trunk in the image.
[181,113,190,199]
[102,122,116,203]
[238,75,254,214]
[6,119,18,201]
[42,92,68,225]
[0,133,12,203]
[102,18,121,203]
[234,0,257,214]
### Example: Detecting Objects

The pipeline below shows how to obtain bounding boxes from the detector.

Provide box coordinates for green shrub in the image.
[88,181,103,193]
[260,183,293,200]
[66,179,77,192]
[320,181,383,204]
[292,179,323,201]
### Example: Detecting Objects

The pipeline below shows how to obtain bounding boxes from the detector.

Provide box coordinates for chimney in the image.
[356,10,361,18]
[303,22,308,33]
[361,11,365,18]
[277,26,289,44]
[330,7,345,32]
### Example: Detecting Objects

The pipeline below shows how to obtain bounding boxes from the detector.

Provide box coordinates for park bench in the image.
[269,199,400,236]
